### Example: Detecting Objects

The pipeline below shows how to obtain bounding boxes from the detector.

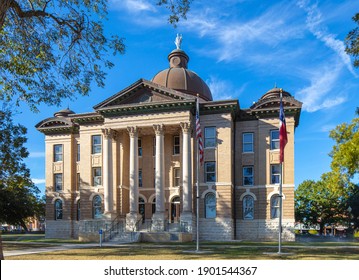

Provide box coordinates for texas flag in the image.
[279,97,287,163]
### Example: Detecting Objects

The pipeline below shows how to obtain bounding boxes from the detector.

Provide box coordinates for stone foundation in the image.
[198,218,234,240]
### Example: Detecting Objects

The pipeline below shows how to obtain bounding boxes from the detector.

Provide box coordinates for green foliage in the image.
[0,107,43,230]
[346,13,359,68]
[308,230,318,235]
[157,0,193,27]
[0,0,125,112]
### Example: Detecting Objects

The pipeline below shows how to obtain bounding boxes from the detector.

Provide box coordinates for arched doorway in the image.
[170,196,181,223]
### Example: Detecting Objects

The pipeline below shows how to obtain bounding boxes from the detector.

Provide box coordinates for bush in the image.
[308,230,318,235]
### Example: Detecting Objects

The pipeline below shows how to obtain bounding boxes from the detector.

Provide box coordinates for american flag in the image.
[279,93,287,163]
[196,99,204,164]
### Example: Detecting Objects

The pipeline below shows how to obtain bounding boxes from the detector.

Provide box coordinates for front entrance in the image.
[170,196,180,223]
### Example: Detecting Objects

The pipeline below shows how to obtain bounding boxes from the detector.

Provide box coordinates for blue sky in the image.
[12,0,359,195]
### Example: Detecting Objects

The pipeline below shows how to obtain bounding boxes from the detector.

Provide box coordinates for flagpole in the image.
[278,89,283,254]
[278,162,283,254]
[196,97,200,252]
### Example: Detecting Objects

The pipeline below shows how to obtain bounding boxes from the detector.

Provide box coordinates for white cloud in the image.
[207,76,246,100]
[109,0,155,12]
[297,0,356,76]
[295,64,347,112]
[29,152,45,158]
[32,178,45,184]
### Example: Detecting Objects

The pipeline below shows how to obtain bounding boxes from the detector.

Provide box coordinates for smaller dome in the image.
[260,87,291,100]
[54,108,75,117]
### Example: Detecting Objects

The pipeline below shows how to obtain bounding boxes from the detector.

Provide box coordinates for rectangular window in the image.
[204,161,216,182]
[76,173,80,191]
[77,144,80,162]
[54,144,63,162]
[271,164,281,184]
[92,135,102,154]
[243,166,254,186]
[93,167,102,186]
[54,173,63,191]
[204,127,216,148]
[243,133,254,153]
[173,167,181,187]
[270,130,279,150]
[139,169,142,187]
[173,135,180,155]
[153,137,156,156]
[138,138,142,157]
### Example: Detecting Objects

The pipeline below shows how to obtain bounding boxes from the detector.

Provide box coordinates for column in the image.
[102,128,116,216]
[180,122,192,213]
[126,126,140,230]
[152,124,166,231]
[180,122,194,231]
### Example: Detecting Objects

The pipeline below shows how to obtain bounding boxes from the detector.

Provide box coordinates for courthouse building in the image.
[36,40,302,242]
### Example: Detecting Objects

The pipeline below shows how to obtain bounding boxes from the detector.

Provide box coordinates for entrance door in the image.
[139,197,145,222]
[171,196,181,223]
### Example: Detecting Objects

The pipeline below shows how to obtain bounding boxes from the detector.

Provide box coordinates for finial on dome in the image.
[175,33,182,49]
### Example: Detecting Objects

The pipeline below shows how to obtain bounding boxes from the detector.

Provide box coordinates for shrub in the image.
[308,230,318,235]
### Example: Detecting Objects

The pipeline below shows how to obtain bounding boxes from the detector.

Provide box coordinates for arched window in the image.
[93,195,103,219]
[205,192,216,218]
[243,195,254,220]
[152,198,156,214]
[77,200,80,221]
[271,195,280,219]
[54,199,63,220]
[139,197,145,221]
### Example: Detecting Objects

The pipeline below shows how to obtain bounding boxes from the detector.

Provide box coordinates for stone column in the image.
[180,122,194,231]
[152,124,166,231]
[102,128,117,217]
[126,126,141,231]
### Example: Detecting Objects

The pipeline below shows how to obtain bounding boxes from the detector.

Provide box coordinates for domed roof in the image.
[260,87,291,100]
[54,108,75,117]
[152,48,213,101]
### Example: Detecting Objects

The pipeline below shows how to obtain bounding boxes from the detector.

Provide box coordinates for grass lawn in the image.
[2,234,359,260]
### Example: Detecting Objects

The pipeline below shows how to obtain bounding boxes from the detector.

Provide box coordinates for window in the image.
[243,166,254,186]
[173,135,180,155]
[77,144,80,162]
[138,138,142,157]
[204,127,216,148]
[205,192,216,218]
[271,195,280,219]
[139,169,142,187]
[55,199,63,220]
[204,162,216,182]
[54,173,63,191]
[152,198,156,214]
[243,195,254,220]
[270,130,279,150]
[76,173,81,191]
[54,144,63,162]
[92,135,102,154]
[93,167,102,186]
[173,167,180,187]
[77,200,80,221]
[93,195,103,219]
[243,133,254,153]
[153,137,156,156]
[271,164,281,184]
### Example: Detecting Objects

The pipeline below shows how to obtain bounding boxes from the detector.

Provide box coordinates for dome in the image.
[54,108,75,117]
[260,87,292,100]
[152,48,213,101]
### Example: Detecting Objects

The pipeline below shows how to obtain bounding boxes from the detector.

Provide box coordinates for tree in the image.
[295,174,350,234]
[346,13,359,68]
[0,107,43,259]
[0,0,192,112]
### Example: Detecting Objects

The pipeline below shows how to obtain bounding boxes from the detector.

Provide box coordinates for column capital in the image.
[153,124,165,135]
[180,122,191,133]
[127,126,139,138]
[102,128,117,140]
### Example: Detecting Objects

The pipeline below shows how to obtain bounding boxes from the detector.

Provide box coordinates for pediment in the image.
[35,117,78,134]
[94,79,187,110]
